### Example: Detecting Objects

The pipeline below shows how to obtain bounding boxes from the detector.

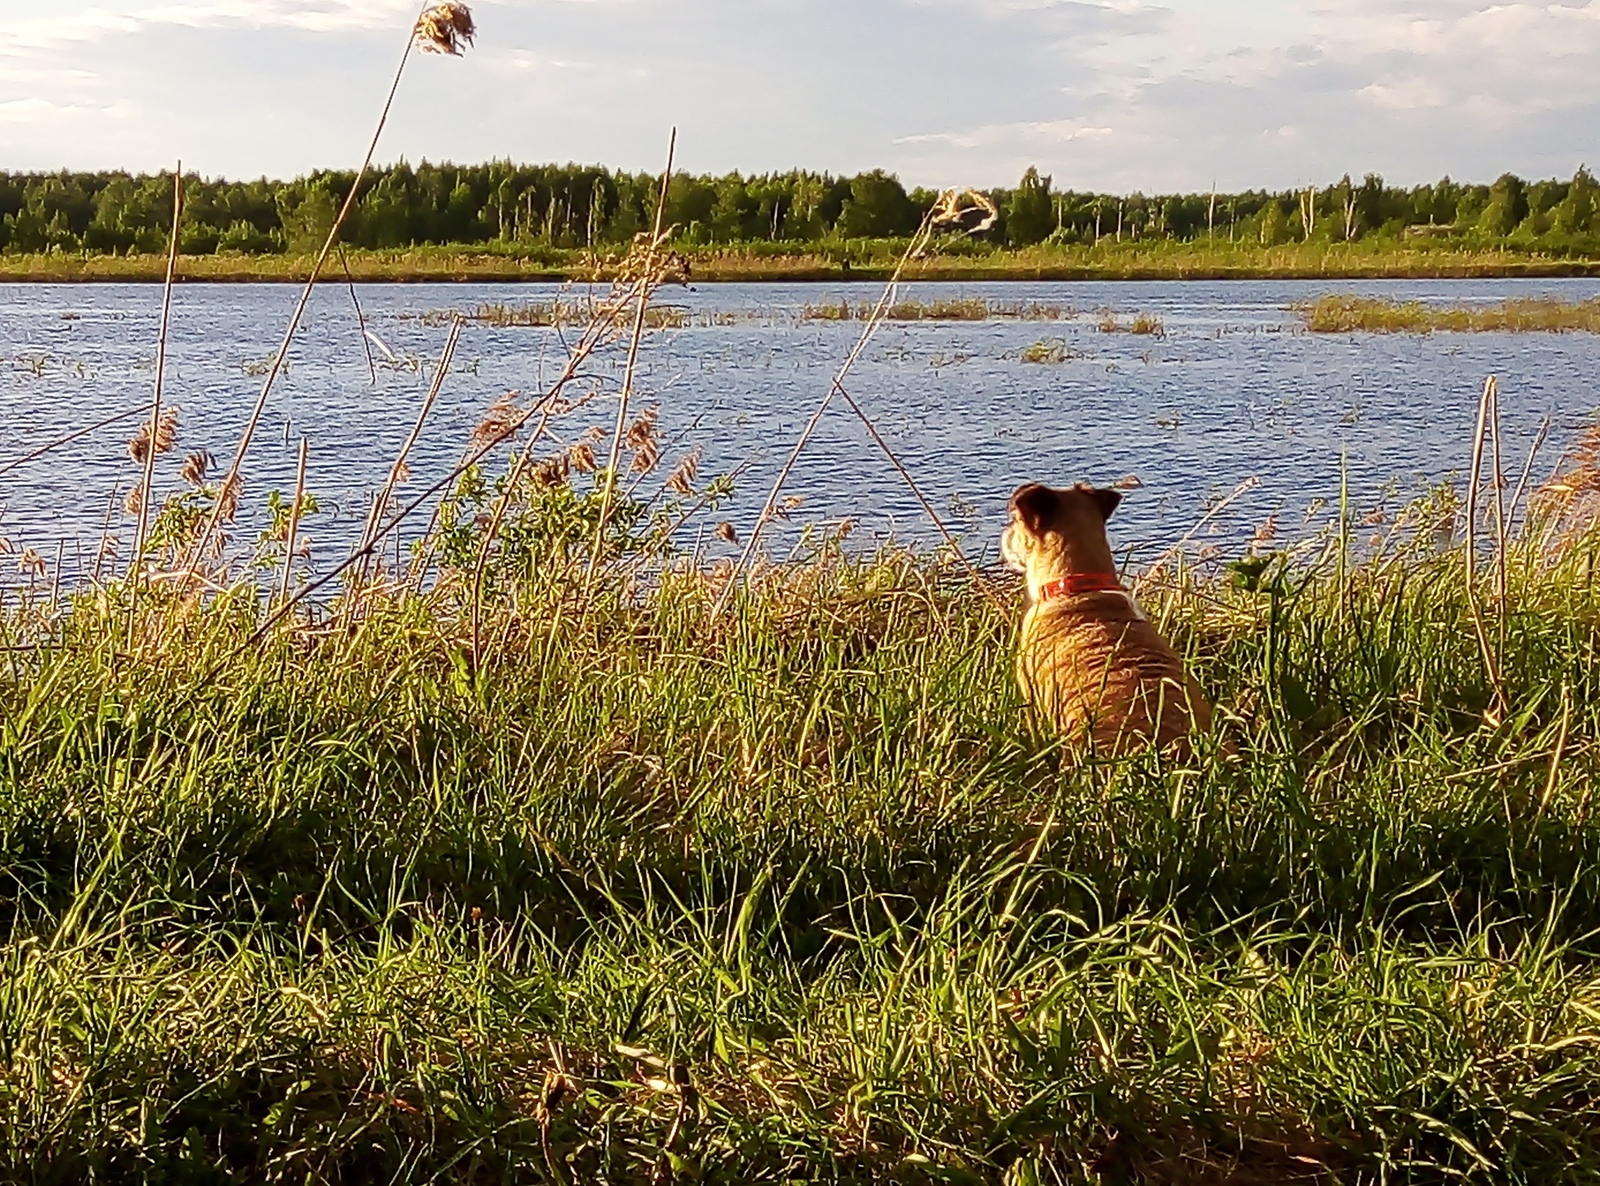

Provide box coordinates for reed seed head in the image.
[533,454,570,487]
[17,547,45,577]
[123,486,144,518]
[570,443,598,474]
[217,474,242,523]
[625,407,659,452]
[129,407,180,464]
[666,449,701,496]
[415,2,476,55]
[715,522,738,545]
[930,188,999,235]
[180,450,215,487]
[472,392,521,449]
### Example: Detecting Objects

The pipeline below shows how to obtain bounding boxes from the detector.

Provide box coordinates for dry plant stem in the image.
[1135,476,1264,592]
[358,316,462,580]
[1488,379,1509,605]
[716,217,936,615]
[1538,683,1573,819]
[1507,417,1551,538]
[829,380,1005,609]
[130,164,183,580]
[587,128,676,587]
[1465,376,1509,721]
[340,246,379,385]
[192,26,417,565]
[0,404,153,479]
[280,437,309,606]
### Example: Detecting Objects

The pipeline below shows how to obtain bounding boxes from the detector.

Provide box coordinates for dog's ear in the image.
[1085,486,1123,522]
[1010,483,1058,535]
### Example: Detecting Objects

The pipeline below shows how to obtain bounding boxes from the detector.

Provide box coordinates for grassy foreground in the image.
[5,237,1600,284]
[6,522,1600,1183]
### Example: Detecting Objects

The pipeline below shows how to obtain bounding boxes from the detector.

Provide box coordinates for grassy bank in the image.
[6,506,1600,1181]
[5,237,1600,284]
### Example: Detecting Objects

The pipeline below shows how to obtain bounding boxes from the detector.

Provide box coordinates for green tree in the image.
[277,182,339,252]
[1478,173,1527,237]
[837,171,917,238]
[1259,199,1289,246]
[1006,167,1054,246]
[1553,167,1595,235]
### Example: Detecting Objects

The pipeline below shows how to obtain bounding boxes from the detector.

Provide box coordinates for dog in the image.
[1001,482,1212,754]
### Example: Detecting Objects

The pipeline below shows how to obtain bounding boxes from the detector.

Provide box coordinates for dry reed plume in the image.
[180,450,215,487]
[415,3,476,55]
[128,407,180,465]
[929,188,999,234]
[1536,421,1600,547]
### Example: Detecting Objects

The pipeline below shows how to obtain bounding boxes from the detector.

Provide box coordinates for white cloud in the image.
[0,0,1593,188]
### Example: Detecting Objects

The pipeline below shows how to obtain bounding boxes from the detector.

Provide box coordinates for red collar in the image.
[1037,573,1124,602]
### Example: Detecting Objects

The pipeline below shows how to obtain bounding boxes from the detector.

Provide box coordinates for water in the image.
[3,278,1599,586]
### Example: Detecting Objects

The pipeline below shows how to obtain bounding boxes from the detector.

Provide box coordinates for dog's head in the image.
[1001,482,1122,579]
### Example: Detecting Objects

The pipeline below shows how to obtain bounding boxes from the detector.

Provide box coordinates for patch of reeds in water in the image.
[1303,294,1600,334]
[800,297,1078,322]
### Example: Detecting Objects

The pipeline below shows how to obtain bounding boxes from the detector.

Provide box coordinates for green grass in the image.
[6,516,1600,1182]
[5,236,1600,283]
[1303,295,1600,334]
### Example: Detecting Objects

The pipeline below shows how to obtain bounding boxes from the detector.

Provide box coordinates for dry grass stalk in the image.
[415,2,476,55]
[127,162,183,623]
[588,129,678,594]
[359,316,462,582]
[1464,376,1509,725]
[193,3,472,568]
[279,437,310,605]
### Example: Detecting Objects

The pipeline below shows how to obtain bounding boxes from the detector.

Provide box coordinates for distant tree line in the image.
[0,162,1594,255]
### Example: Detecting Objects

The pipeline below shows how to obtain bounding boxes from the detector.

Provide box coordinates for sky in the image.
[0,0,1596,192]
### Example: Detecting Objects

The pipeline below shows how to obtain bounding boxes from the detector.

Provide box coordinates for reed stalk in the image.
[587,129,676,588]
[340,246,379,385]
[1465,376,1509,721]
[356,316,462,583]
[715,212,939,615]
[279,437,309,607]
[191,5,456,566]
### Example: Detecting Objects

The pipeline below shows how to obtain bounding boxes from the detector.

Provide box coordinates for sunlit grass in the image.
[6,516,1600,1180]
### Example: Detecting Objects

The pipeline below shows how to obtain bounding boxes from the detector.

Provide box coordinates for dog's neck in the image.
[1037,572,1124,602]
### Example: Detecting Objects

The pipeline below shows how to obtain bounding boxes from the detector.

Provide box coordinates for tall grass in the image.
[5,491,1600,1179]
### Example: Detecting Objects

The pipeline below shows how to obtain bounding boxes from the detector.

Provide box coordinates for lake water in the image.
[3,278,1599,587]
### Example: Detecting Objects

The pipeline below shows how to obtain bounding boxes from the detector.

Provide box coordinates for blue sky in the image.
[0,0,1596,190]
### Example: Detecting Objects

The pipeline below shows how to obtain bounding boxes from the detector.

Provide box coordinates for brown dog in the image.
[1001,482,1211,754]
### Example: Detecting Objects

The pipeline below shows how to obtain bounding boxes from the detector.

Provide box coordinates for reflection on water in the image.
[2,277,1599,587]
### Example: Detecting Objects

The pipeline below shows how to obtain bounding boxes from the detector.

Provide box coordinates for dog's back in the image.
[1003,482,1212,755]
[1019,589,1211,752]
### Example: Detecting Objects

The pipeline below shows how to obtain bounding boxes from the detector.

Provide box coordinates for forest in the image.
[1,161,1596,258]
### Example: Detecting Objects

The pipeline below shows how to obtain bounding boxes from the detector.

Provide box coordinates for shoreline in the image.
[4,251,1599,285]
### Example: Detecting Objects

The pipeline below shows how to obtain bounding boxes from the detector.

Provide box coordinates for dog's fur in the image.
[1002,482,1211,753]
